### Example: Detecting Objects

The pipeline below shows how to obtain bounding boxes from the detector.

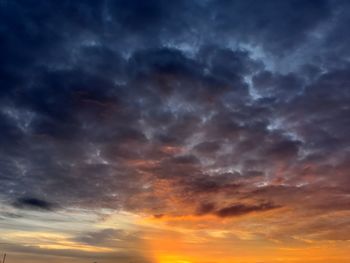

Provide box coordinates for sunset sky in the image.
[1,1,350,262]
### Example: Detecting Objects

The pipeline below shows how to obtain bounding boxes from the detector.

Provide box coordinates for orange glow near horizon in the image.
[135,212,350,263]
[1,208,350,263]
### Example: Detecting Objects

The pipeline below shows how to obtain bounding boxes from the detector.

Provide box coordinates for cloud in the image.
[0,0,349,250]
[214,202,281,218]
[74,228,138,247]
[13,197,56,211]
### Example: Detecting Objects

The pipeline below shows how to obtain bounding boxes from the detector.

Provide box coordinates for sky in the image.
[0,0,350,262]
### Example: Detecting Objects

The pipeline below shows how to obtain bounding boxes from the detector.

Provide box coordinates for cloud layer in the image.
[1,0,350,262]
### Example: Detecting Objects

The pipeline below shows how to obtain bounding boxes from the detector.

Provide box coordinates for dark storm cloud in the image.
[0,0,349,242]
[215,202,281,218]
[13,197,56,211]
